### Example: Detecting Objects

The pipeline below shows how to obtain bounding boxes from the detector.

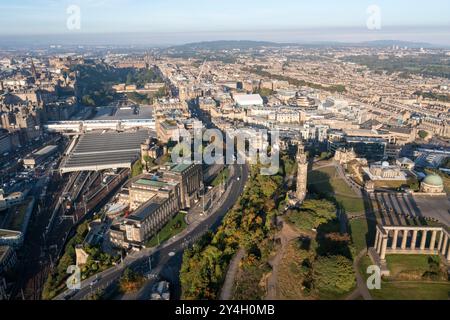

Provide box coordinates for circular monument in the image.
[420,174,444,194]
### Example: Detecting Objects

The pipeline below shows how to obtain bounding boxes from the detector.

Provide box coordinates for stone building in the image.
[110,190,181,248]
[368,162,405,179]
[158,163,203,209]
[334,147,357,165]
[420,174,445,194]
[129,177,181,211]
[110,162,202,248]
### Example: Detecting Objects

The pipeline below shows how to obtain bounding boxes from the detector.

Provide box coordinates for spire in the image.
[30,58,38,82]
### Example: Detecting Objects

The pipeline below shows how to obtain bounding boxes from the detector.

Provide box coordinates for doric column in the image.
[447,244,450,262]
[401,230,408,250]
[430,230,437,251]
[380,236,388,260]
[437,230,444,252]
[377,230,383,254]
[420,230,428,250]
[411,230,418,250]
[374,228,380,250]
[442,234,449,255]
[392,229,399,249]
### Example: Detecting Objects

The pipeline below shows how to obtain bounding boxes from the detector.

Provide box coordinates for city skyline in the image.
[1,0,450,306]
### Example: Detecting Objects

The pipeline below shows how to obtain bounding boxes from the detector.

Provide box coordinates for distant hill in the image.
[168,40,294,51]
[359,40,435,48]
[168,39,442,51]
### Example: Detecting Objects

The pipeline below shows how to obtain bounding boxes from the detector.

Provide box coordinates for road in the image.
[57,163,248,300]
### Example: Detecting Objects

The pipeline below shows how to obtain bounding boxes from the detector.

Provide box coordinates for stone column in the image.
[420,230,428,251]
[380,236,388,260]
[377,232,383,254]
[374,229,380,251]
[437,231,444,252]
[430,230,437,251]
[411,230,418,250]
[392,229,399,249]
[442,234,449,255]
[401,230,408,250]
[447,244,450,262]
[377,230,383,254]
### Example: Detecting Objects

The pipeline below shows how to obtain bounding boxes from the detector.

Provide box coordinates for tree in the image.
[119,268,144,293]
[287,199,337,230]
[131,160,143,177]
[82,95,95,106]
[442,157,450,169]
[313,255,355,294]
[418,130,429,140]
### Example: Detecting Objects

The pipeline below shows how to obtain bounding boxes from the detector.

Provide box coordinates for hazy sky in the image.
[0,0,449,45]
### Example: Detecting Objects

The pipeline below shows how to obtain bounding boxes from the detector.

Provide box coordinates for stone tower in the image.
[296,141,308,203]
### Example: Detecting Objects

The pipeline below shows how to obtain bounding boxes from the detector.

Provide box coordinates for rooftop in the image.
[135,179,168,188]
[0,229,21,238]
[128,198,165,222]
[422,174,444,187]
[62,130,150,171]
[33,145,58,156]
[169,163,192,173]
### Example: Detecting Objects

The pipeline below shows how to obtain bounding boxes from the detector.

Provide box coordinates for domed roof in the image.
[423,174,444,187]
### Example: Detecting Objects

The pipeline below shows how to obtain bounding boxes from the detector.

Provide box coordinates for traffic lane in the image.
[71,265,122,300]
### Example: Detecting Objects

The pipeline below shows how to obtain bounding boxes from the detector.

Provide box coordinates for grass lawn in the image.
[385,255,446,280]
[349,218,372,254]
[386,255,431,274]
[335,195,365,214]
[145,212,187,247]
[308,166,365,214]
[358,254,449,300]
[371,282,450,300]
[277,240,317,300]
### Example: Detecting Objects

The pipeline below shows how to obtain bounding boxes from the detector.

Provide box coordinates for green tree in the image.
[131,160,143,177]
[313,255,355,295]
[418,130,429,139]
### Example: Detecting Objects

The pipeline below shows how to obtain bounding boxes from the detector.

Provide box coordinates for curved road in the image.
[57,163,248,300]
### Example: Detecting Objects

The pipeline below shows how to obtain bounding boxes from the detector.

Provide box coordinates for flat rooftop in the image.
[34,145,58,156]
[0,229,21,238]
[134,179,168,188]
[128,197,165,222]
[169,163,192,173]
[61,130,149,172]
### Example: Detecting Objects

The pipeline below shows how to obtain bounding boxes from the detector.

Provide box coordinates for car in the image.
[63,289,79,300]
[90,277,100,286]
